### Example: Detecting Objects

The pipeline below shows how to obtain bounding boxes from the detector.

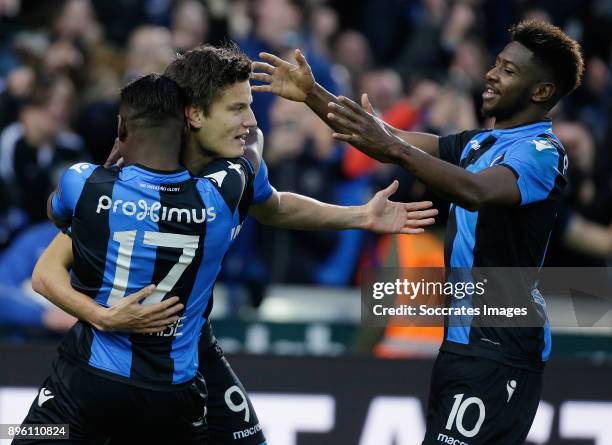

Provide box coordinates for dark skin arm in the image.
[251,50,440,157]
[328,96,520,211]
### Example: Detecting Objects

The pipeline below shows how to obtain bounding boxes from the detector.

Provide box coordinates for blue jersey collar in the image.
[121,164,191,182]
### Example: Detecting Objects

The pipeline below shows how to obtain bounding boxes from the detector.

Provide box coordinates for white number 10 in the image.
[107,230,200,306]
[446,393,486,438]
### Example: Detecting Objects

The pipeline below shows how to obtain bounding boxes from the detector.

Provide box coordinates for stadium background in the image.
[0,0,610,443]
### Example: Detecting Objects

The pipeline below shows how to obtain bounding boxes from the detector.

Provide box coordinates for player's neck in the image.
[122,133,181,171]
[493,109,548,129]
[182,138,214,175]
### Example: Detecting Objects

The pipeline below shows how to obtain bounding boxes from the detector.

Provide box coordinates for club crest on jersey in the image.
[96,195,216,223]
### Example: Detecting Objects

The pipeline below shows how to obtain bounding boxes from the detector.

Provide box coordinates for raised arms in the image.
[251,50,440,157]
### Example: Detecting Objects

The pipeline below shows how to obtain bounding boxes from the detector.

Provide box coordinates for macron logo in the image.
[506,380,517,402]
[37,387,54,407]
[469,140,480,151]
[437,433,469,445]
[532,139,554,151]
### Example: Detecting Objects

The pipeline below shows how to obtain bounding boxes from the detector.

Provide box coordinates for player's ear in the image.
[532,82,556,104]
[186,105,203,130]
[117,115,128,142]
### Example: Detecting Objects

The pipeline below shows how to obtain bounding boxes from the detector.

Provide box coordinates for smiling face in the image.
[482,41,545,123]
[189,80,257,158]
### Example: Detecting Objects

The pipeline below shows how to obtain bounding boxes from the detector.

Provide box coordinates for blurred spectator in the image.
[358,69,403,114]
[172,0,208,53]
[545,121,612,265]
[447,37,488,102]
[53,0,103,48]
[90,0,171,45]
[309,4,339,59]
[124,25,174,82]
[331,29,373,96]
[0,0,22,79]
[394,0,449,79]
[241,0,341,134]
[0,74,86,230]
[332,30,372,74]
[261,98,344,283]
[354,0,417,65]
[0,221,76,336]
[0,65,34,128]
[440,0,479,53]
[427,84,478,135]
[226,0,251,41]
[567,57,612,143]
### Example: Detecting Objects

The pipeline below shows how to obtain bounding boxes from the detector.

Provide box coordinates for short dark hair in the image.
[119,73,186,127]
[510,20,584,98]
[164,43,251,114]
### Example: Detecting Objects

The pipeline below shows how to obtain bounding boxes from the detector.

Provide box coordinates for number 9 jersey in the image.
[50,160,265,389]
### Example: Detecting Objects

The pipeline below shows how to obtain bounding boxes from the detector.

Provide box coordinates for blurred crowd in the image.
[0,0,611,335]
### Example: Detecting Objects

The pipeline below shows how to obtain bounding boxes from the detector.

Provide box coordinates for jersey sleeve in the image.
[252,158,274,204]
[438,130,481,165]
[51,162,96,227]
[498,137,566,205]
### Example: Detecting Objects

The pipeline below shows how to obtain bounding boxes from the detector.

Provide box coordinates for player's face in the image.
[195,80,257,157]
[482,41,537,121]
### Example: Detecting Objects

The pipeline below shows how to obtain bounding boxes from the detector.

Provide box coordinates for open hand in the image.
[251,49,315,102]
[97,285,184,334]
[364,181,437,234]
[328,95,404,163]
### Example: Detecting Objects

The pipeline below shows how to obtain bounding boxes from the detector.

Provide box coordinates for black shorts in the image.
[200,322,266,445]
[13,356,208,445]
[422,351,542,445]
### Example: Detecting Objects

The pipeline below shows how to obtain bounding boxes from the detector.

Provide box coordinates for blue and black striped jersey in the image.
[51,156,272,388]
[438,119,567,370]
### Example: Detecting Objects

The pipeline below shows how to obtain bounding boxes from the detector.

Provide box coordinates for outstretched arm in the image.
[32,233,184,333]
[328,96,521,211]
[249,180,437,233]
[251,50,440,157]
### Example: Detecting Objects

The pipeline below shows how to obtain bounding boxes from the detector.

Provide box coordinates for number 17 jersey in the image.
[51,161,253,389]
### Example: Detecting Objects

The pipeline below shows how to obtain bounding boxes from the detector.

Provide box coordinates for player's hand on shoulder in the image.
[243,127,263,174]
[363,180,438,234]
[104,138,125,169]
[96,285,184,334]
[251,49,315,102]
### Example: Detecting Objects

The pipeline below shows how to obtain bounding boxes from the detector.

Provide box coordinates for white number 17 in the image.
[106,230,200,306]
